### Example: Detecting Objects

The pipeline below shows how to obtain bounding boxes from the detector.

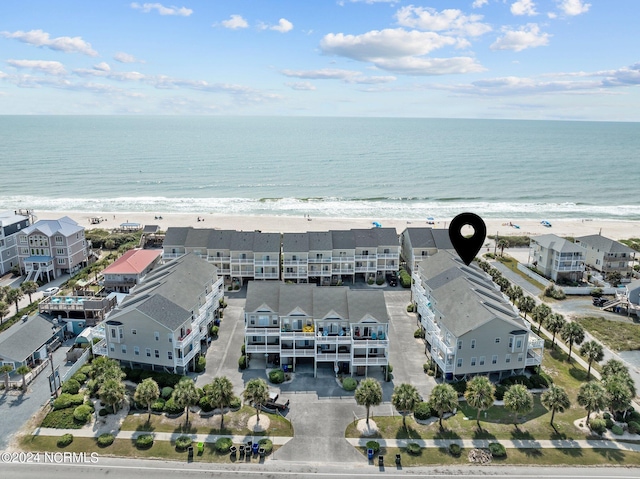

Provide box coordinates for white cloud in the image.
[0,29,98,56]
[490,24,550,52]
[285,81,316,91]
[93,62,111,72]
[472,0,489,7]
[130,2,193,16]
[221,14,248,30]
[6,59,67,75]
[271,18,294,33]
[395,6,492,37]
[511,0,538,16]
[73,65,145,82]
[281,68,396,84]
[557,0,590,16]
[114,52,144,63]
[373,57,485,75]
[338,0,398,4]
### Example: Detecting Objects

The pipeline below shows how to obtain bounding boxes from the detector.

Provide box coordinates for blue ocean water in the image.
[0,116,638,220]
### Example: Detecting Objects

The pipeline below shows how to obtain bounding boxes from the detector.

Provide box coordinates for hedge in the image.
[611,425,624,435]
[529,373,551,389]
[163,397,184,415]
[258,438,273,455]
[121,368,184,388]
[161,387,174,399]
[97,433,115,447]
[342,377,357,391]
[73,405,93,423]
[366,440,380,454]
[175,435,193,451]
[53,393,85,410]
[451,380,467,396]
[215,437,233,453]
[589,418,607,435]
[136,434,154,449]
[61,379,81,395]
[72,373,87,384]
[489,442,507,457]
[269,369,285,384]
[57,434,74,448]
[414,401,433,420]
[407,442,421,455]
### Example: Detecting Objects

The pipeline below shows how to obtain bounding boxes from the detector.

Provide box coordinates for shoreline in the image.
[28,210,640,241]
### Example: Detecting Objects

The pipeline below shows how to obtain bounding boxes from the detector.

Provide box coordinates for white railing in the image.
[176,329,198,348]
[207,255,230,262]
[316,334,351,343]
[280,331,315,339]
[283,259,309,265]
[352,339,389,348]
[254,260,279,266]
[377,253,399,259]
[163,252,183,259]
[245,344,280,353]
[309,257,332,263]
[255,272,280,279]
[526,355,542,366]
[245,327,281,336]
[355,255,376,261]
[283,271,308,279]
[352,356,388,366]
[280,348,315,357]
[231,258,254,264]
[332,256,355,262]
[528,337,544,349]
[93,339,107,356]
[316,353,351,361]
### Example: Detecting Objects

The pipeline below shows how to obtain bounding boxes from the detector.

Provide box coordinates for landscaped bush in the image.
[611,425,624,435]
[269,369,285,384]
[195,356,206,373]
[376,277,385,286]
[451,380,467,396]
[80,365,92,376]
[175,435,193,451]
[603,412,611,420]
[407,304,415,313]
[61,379,81,395]
[72,372,87,384]
[52,393,85,410]
[489,442,507,458]
[501,375,532,389]
[413,328,424,338]
[544,284,566,300]
[529,373,551,389]
[589,418,607,435]
[215,437,233,453]
[41,408,83,429]
[161,387,174,399]
[494,385,507,401]
[136,434,154,449]
[86,379,99,396]
[414,401,433,420]
[98,408,109,417]
[423,363,430,373]
[399,270,411,288]
[406,442,421,455]
[627,411,640,424]
[627,421,640,435]
[241,344,245,355]
[367,278,374,285]
[211,325,219,338]
[366,440,380,454]
[121,368,184,388]
[97,433,115,447]
[342,377,357,391]
[605,418,614,429]
[258,438,273,455]
[57,434,73,448]
[590,288,604,298]
[448,443,462,457]
[163,397,184,415]
[238,355,247,370]
[199,396,213,412]
[229,396,241,410]
[73,405,93,423]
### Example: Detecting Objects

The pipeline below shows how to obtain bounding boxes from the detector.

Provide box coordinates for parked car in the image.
[592,297,607,307]
[43,287,60,297]
[386,273,398,287]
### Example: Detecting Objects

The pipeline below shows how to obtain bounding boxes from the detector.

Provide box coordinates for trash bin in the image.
[259,447,265,458]
[395,454,401,466]
[187,446,194,461]
[197,442,204,454]
[230,446,237,458]
[252,443,259,455]
[283,365,288,372]
[367,448,374,460]
[378,455,384,466]
[239,445,245,457]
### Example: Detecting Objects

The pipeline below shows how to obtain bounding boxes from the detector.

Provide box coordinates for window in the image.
[492,355,498,365]
[56,248,64,255]
[505,354,511,364]
[495,338,500,344]
[516,339,522,349]
[131,329,137,335]
[146,348,151,357]
[109,344,115,352]
[471,357,477,366]
[508,337,513,348]
[479,356,485,366]
[168,351,173,360]
[457,340,463,350]
[57,258,65,265]
[121,345,127,354]
[134,346,140,356]
[518,353,524,362]
[168,334,173,343]
[55,236,63,244]
[456,358,463,368]
[20,236,27,244]
[258,315,269,326]
[110,328,116,339]
[154,331,160,341]
[119,329,123,340]
[471,339,476,349]
[154,350,160,358]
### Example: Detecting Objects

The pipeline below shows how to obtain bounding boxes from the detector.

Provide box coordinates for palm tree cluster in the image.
[243,377,269,422]
[203,376,236,428]
[355,377,383,426]
[91,357,126,413]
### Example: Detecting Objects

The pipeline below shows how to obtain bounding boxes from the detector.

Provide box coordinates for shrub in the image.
[589,418,607,435]
[41,408,83,429]
[159,386,173,399]
[376,276,385,286]
[451,380,467,396]
[627,411,640,424]
[175,435,193,451]
[407,304,415,313]
[199,396,213,412]
[72,372,87,384]
[163,397,183,415]
[399,270,411,288]
[605,418,614,429]
[258,438,273,455]
[603,412,611,420]
[136,434,154,449]
[528,374,550,389]
[342,377,357,391]
[53,393,85,410]
[57,434,73,448]
[449,444,462,457]
[215,437,233,453]
[367,278,374,285]
[80,365,93,376]
[627,421,640,435]
[233,285,239,290]
[501,375,532,389]
[229,396,241,410]
[406,442,421,455]
[489,442,507,458]
[414,328,425,339]
[238,355,247,370]
[269,369,285,384]
[414,402,432,421]
[611,424,624,435]
[211,325,219,338]
[494,385,507,401]
[241,344,246,355]
[96,433,115,447]
[423,363,430,373]
[590,288,604,298]
[86,379,99,396]
[366,440,380,454]
[195,356,206,373]
[98,408,109,417]
[73,405,93,423]
[61,379,81,395]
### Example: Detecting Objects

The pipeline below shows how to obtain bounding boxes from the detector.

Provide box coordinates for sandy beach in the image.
[31,210,639,241]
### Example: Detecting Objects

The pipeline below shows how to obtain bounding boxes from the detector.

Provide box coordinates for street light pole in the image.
[48,350,58,398]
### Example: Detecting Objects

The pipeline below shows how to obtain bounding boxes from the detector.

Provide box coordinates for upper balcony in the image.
[280,331,315,339]
[527,335,544,350]
[283,259,309,265]
[245,326,281,336]
[207,255,230,262]
[254,259,279,266]
[332,256,355,263]
[230,257,254,264]
[254,272,280,279]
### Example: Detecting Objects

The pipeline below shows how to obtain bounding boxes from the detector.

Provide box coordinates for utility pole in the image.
[494,231,498,256]
[48,350,58,398]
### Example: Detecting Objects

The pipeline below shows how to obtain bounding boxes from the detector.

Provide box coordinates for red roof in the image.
[102,249,162,275]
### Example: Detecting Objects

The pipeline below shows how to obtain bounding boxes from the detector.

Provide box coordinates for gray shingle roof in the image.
[575,234,636,254]
[353,229,378,247]
[231,231,256,251]
[331,230,355,249]
[254,232,281,253]
[432,230,454,249]
[309,231,333,251]
[347,289,389,323]
[403,227,436,248]
[135,295,191,331]
[206,230,232,249]
[376,227,400,246]
[283,233,310,253]
[0,316,59,363]
[163,227,191,246]
[185,228,212,248]
[532,234,586,254]
[245,281,281,312]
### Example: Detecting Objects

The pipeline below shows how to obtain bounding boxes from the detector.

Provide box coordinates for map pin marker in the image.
[448,212,487,266]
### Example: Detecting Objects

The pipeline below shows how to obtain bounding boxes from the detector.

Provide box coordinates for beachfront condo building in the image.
[101,248,163,293]
[529,234,586,283]
[0,211,30,276]
[400,227,454,274]
[244,282,390,377]
[94,253,223,374]
[16,216,89,282]
[162,228,280,284]
[574,234,636,280]
[282,228,400,285]
[412,250,544,382]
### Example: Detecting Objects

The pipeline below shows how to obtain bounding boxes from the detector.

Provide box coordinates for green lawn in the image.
[576,316,640,352]
[493,255,547,291]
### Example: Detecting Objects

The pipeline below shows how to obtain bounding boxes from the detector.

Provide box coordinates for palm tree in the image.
[391,383,421,430]
[428,383,458,430]
[464,376,495,430]
[15,365,31,391]
[531,303,552,334]
[0,285,9,303]
[561,322,585,363]
[91,357,124,381]
[604,377,633,418]
[173,378,200,426]
[1,364,14,390]
[20,281,38,303]
[5,288,23,315]
[517,296,535,320]
[503,384,533,428]
[495,276,510,293]
[545,313,566,348]
[541,385,570,429]
[497,238,510,256]
[0,301,9,326]
[577,382,608,423]
[506,285,524,304]
[99,377,126,413]
[601,359,629,380]
[209,376,235,429]
[579,341,604,379]
[243,378,269,422]
[355,378,383,426]
[134,378,160,422]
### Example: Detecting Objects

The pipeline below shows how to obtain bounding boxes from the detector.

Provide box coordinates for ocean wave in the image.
[1,195,639,221]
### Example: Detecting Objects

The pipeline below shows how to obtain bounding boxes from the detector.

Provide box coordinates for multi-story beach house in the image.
[17,216,89,282]
[400,227,454,274]
[412,250,544,382]
[95,253,223,374]
[243,282,390,377]
[101,248,162,293]
[574,234,636,279]
[162,227,280,284]
[0,211,30,276]
[528,234,586,283]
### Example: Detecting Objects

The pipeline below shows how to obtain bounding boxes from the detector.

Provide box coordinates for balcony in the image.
[280,331,315,339]
[332,256,355,262]
[254,272,279,279]
[316,333,351,343]
[352,356,388,366]
[176,329,198,348]
[175,347,199,367]
[283,259,309,265]
[526,351,542,366]
[245,344,280,353]
[528,336,544,349]
[280,348,315,357]
[254,260,279,266]
[163,252,183,260]
[309,257,332,263]
[92,339,107,356]
[355,255,376,261]
[283,271,308,279]
[316,352,351,361]
[207,255,230,262]
[352,339,389,348]
[245,327,281,336]
[231,258,254,264]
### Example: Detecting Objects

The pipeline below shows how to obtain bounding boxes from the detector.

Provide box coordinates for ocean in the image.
[1,116,639,220]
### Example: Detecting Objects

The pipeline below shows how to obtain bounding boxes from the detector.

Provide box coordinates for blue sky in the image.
[0,0,638,120]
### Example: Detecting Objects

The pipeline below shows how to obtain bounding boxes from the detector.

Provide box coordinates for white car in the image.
[43,287,60,297]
